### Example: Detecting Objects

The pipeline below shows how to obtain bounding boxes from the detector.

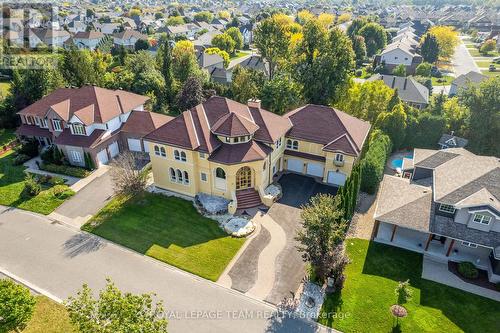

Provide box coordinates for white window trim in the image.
[52,119,63,131]
[40,118,48,128]
[200,172,207,182]
[72,123,86,135]
[461,241,478,248]
[335,153,344,162]
[439,204,455,214]
[473,213,491,225]
[70,150,82,163]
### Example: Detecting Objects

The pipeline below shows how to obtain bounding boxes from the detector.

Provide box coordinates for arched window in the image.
[180,151,187,162]
[174,150,180,160]
[176,169,183,183]
[292,140,299,150]
[286,139,293,149]
[160,147,166,157]
[169,168,176,181]
[154,145,160,156]
[215,167,226,179]
[335,153,344,162]
[183,171,189,184]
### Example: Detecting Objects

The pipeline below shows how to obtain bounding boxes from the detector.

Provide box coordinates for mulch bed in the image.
[448,261,499,292]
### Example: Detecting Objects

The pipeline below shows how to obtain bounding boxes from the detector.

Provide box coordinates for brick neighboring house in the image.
[144,97,370,214]
[15,86,172,168]
[373,148,500,283]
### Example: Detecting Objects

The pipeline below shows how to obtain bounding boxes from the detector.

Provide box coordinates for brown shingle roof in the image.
[74,31,104,39]
[211,112,259,136]
[18,86,149,126]
[15,124,52,138]
[284,105,371,156]
[208,141,272,165]
[121,111,173,137]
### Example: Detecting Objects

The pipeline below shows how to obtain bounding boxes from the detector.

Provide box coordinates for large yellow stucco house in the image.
[144,96,371,213]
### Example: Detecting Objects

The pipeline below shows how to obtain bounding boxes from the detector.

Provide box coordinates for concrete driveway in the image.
[49,168,114,228]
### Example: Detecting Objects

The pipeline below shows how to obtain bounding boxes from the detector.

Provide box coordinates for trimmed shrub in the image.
[51,185,75,199]
[12,154,31,165]
[15,139,39,158]
[22,174,41,197]
[360,130,392,194]
[48,176,66,185]
[355,69,363,77]
[457,262,479,280]
[39,163,91,178]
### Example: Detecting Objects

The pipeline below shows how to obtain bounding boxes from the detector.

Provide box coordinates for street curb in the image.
[0,266,63,303]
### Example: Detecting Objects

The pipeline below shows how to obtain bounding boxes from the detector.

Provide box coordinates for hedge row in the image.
[39,163,91,178]
[360,130,392,194]
[337,162,361,220]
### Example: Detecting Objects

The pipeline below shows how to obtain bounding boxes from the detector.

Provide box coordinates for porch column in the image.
[446,239,455,257]
[390,224,398,242]
[424,234,433,251]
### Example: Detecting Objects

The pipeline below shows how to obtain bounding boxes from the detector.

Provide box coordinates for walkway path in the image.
[0,205,330,333]
[422,256,500,302]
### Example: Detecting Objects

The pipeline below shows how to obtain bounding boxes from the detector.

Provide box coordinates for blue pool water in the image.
[391,153,413,169]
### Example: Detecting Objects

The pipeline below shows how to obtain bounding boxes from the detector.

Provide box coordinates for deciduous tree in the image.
[225,27,244,50]
[194,11,213,23]
[176,75,205,111]
[358,22,387,57]
[211,33,236,55]
[230,66,266,103]
[110,152,148,195]
[254,16,291,79]
[261,74,302,115]
[0,279,36,333]
[375,103,407,150]
[480,39,496,55]
[65,278,168,333]
[428,26,459,59]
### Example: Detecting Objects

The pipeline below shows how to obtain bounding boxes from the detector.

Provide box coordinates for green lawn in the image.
[476,60,494,68]
[468,48,500,57]
[0,151,74,214]
[0,128,15,147]
[230,51,250,60]
[17,296,75,333]
[481,70,500,77]
[432,75,454,86]
[319,239,500,333]
[83,193,245,281]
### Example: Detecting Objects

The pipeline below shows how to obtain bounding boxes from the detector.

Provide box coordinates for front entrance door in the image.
[236,166,252,190]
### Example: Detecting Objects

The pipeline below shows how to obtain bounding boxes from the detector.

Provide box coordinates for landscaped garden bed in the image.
[0,151,75,215]
[38,163,91,178]
[318,239,500,332]
[82,192,245,281]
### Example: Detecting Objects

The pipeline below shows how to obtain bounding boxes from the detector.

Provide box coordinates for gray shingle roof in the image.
[431,215,500,248]
[438,134,468,148]
[368,74,429,105]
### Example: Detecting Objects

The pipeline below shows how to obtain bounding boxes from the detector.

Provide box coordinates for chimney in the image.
[247,99,261,109]
[451,130,454,136]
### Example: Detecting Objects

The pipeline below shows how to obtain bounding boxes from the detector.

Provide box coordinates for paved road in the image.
[452,40,479,76]
[0,206,333,333]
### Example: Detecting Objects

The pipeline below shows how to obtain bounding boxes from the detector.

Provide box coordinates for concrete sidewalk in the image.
[0,205,332,333]
[422,256,500,302]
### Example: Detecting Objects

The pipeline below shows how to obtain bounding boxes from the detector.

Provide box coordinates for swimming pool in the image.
[391,153,413,169]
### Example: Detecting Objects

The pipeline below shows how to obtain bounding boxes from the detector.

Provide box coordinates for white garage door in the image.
[109,141,120,158]
[327,171,347,186]
[127,138,142,152]
[306,163,324,178]
[97,149,109,166]
[286,158,303,173]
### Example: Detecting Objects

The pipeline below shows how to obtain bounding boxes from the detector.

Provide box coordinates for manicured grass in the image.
[19,296,75,333]
[481,70,500,77]
[83,192,245,281]
[469,48,500,57]
[0,151,74,214]
[230,51,250,59]
[0,128,15,147]
[319,239,500,333]
[476,60,494,68]
[432,75,454,86]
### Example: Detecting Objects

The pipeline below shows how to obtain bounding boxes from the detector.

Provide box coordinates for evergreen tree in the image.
[159,35,175,105]
[420,33,439,64]
[387,89,401,112]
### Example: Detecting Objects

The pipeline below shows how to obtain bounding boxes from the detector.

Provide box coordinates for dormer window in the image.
[52,119,62,131]
[335,154,344,162]
[72,123,86,135]
[40,118,48,128]
[438,204,455,214]
[473,213,491,225]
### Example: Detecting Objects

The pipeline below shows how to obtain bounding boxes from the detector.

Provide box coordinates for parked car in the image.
[489,64,496,72]
[431,66,442,78]
[493,57,500,64]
